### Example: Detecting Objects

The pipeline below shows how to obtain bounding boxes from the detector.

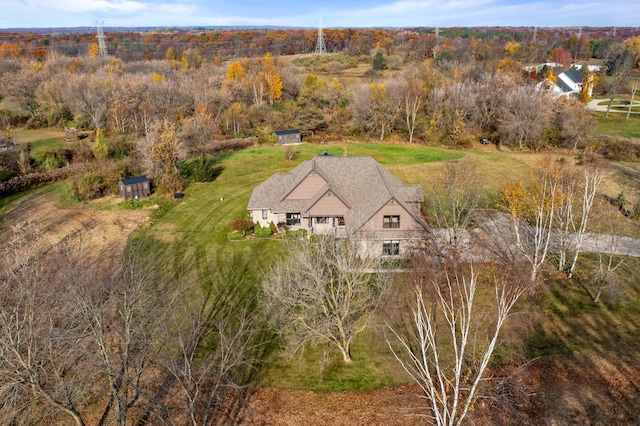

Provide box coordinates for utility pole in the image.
[315,17,326,55]
[96,20,108,57]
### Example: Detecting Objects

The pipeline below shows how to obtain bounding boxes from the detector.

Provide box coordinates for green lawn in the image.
[13,128,72,159]
[594,111,640,139]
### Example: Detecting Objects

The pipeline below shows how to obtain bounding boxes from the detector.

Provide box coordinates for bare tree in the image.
[350,81,401,140]
[564,160,605,278]
[63,73,116,130]
[582,202,639,303]
[0,222,90,426]
[70,238,172,426]
[387,266,527,426]
[428,159,483,248]
[261,237,387,363]
[387,71,425,143]
[604,51,635,118]
[498,86,551,150]
[500,158,560,284]
[156,265,266,426]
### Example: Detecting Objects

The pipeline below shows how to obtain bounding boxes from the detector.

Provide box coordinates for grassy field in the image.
[12,128,79,161]
[593,110,640,139]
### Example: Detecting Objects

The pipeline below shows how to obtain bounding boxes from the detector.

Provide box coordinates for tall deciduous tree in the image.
[500,158,561,284]
[261,237,387,363]
[428,159,483,248]
[498,86,550,150]
[0,222,89,426]
[387,265,527,426]
[151,120,183,193]
[350,81,400,140]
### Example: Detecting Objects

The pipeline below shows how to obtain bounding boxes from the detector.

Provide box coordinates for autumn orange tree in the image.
[0,41,23,58]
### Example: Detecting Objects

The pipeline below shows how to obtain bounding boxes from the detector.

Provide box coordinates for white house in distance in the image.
[247,154,429,258]
[536,65,600,98]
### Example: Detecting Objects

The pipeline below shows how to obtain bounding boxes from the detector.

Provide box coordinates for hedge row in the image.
[592,136,640,162]
[0,163,83,197]
[204,137,258,155]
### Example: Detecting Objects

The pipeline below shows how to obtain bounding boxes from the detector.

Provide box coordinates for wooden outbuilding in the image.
[273,129,302,145]
[119,176,151,200]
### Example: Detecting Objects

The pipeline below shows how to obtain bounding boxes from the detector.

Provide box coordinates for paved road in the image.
[586,99,640,114]
[439,211,640,263]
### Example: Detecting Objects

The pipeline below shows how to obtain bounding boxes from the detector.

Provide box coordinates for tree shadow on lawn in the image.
[522,275,640,425]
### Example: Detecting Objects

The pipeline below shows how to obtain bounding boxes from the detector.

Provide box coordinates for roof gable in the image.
[247,156,427,232]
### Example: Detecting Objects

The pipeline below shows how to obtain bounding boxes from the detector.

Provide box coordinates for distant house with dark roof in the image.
[537,68,594,98]
[273,129,302,145]
[119,176,151,200]
[247,156,428,258]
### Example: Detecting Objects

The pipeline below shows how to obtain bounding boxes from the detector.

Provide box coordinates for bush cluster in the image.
[232,219,254,233]
[592,136,640,161]
[71,160,138,201]
[0,163,82,197]
[254,224,273,238]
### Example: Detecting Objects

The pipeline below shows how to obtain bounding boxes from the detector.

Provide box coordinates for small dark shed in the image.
[119,176,151,200]
[273,129,302,145]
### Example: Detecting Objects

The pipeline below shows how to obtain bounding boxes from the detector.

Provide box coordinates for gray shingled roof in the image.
[247,156,427,234]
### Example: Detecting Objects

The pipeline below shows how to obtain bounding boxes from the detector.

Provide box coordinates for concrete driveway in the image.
[586,99,640,114]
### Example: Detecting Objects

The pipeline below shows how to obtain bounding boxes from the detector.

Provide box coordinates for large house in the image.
[247,155,429,258]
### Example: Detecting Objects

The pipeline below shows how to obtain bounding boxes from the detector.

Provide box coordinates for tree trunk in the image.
[626,81,636,121]
[605,95,614,118]
[340,345,353,363]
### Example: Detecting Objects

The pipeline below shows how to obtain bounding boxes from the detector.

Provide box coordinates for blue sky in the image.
[2,0,639,29]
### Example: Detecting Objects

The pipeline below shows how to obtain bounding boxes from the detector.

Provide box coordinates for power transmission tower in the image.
[315,17,326,55]
[96,20,108,57]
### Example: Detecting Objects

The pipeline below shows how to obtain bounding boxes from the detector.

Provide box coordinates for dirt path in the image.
[0,189,151,263]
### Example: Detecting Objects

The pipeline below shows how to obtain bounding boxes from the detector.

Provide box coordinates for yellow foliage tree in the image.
[88,43,99,58]
[226,61,245,81]
[504,41,520,56]
[151,121,182,193]
[624,36,640,63]
[267,72,283,104]
[151,72,165,83]
[577,70,598,104]
[165,47,177,61]
[541,66,557,91]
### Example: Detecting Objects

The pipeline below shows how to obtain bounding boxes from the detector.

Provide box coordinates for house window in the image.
[315,216,329,224]
[127,187,131,192]
[336,216,345,226]
[286,212,301,226]
[382,240,400,256]
[262,210,268,220]
[383,215,400,228]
